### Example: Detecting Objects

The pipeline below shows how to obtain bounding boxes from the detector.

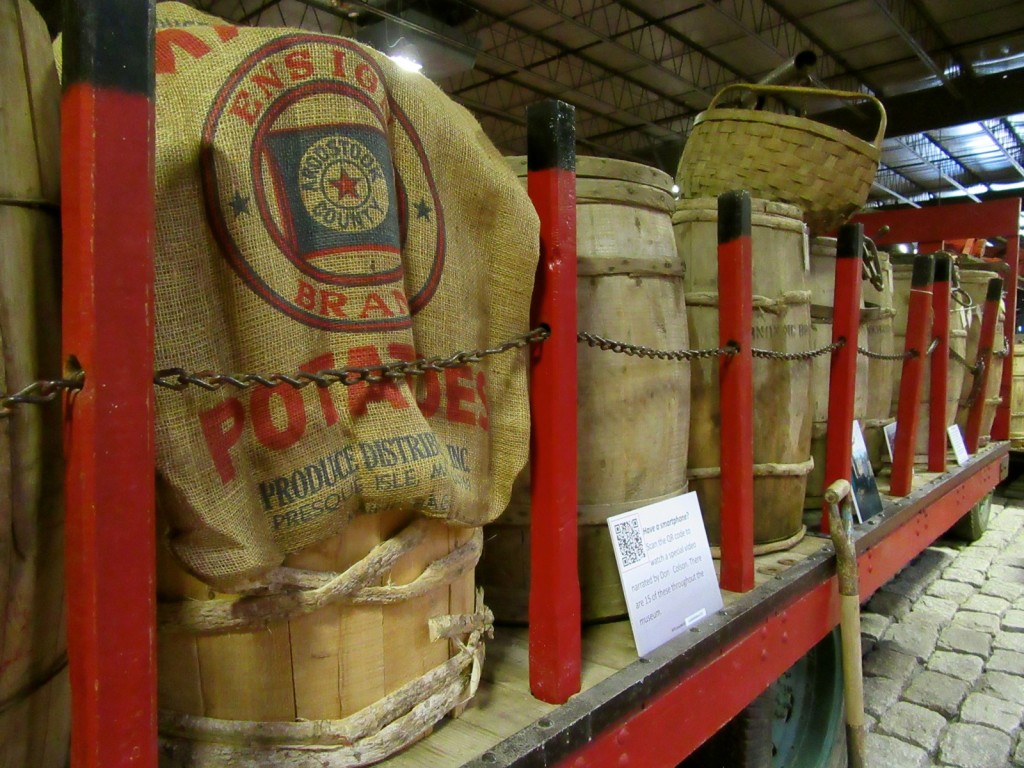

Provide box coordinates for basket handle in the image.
[707,83,887,148]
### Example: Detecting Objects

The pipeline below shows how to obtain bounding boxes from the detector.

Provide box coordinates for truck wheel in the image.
[950,492,992,542]
[681,630,845,768]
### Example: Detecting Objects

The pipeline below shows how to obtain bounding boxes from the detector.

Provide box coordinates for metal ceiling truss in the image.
[874,162,934,202]
[893,134,983,201]
[542,0,732,96]
[870,0,969,94]
[981,120,1024,180]
[614,0,745,87]
[871,179,921,208]
[698,0,875,95]
[443,2,701,155]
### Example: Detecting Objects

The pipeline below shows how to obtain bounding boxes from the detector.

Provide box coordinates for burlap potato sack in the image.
[151,3,537,589]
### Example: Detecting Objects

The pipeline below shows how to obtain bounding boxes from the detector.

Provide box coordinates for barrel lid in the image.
[576,179,674,212]
[958,267,1008,285]
[810,237,837,258]
[505,155,674,192]
[672,196,804,220]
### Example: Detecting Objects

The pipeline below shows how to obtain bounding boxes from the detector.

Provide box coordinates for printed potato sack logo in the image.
[151,4,537,589]
[201,37,445,331]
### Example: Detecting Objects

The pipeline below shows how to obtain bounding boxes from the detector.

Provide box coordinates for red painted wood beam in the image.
[965,277,1002,452]
[858,455,1004,597]
[555,450,1003,768]
[717,191,754,593]
[993,234,1019,439]
[891,255,935,496]
[61,2,157,767]
[928,255,951,472]
[526,100,581,704]
[822,224,863,535]
[853,198,1021,244]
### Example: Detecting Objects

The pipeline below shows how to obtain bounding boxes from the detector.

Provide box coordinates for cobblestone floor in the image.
[861,495,1024,767]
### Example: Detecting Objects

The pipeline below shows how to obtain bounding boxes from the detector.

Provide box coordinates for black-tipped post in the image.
[718,190,751,245]
[911,253,936,287]
[526,101,576,172]
[837,223,864,259]
[933,253,951,283]
[987,276,1004,302]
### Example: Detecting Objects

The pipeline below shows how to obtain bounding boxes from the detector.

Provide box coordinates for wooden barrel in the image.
[674,198,811,551]
[158,514,484,765]
[804,237,869,510]
[859,251,897,473]
[1011,340,1024,448]
[862,251,896,420]
[955,269,1007,446]
[890,260,968,455]
[0,2,69,765]
[479,157,688,622]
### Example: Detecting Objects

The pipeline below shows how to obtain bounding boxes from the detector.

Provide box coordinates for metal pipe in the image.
[740,50,817,107]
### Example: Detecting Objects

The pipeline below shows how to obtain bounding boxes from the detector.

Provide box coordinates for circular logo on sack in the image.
[201,35,445,332]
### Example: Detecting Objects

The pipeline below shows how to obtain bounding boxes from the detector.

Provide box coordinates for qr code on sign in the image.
[613,517,646,568]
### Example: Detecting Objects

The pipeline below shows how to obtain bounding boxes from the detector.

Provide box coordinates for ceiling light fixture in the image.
[389,43,423,72]
[991,180,1024,192]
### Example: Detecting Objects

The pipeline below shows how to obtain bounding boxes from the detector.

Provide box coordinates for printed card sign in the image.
[948,425,969,466]
[884,420,898,463]
[607,493,723,657]
[851,421,883,522]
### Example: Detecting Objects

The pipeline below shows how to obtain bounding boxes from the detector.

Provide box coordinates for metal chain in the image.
[862,238,885,293]
[576,331,737,360]
[154,326,551,392]
[579,332,845,363]
[0,372,85,418]
[751,339,845,361]
[949,346,983,376]
[856,337,940,362]
[857,346,915,361]
[963,358,987,408]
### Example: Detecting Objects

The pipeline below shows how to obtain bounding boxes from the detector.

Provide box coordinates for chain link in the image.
[576,331,737,360]
[856,337,943,362]
[949,346,983,376]
[0,372,85,418]
[751,339,845,361]
[963,357,987,408]
[857,346,915,361]
[578,332,845,362]
[153,327,550,393]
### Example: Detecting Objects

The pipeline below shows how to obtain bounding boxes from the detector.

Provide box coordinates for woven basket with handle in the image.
[676,83,887,233]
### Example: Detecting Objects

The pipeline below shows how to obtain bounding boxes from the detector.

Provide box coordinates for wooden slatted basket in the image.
[676,84,887,234]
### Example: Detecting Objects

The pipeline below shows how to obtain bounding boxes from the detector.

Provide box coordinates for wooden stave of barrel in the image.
[157,510,479,765]
[0,1,69,765]
[1011,340,1024,449]
[673,198,812,551]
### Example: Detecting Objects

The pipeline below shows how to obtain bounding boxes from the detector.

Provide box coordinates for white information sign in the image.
[884,420,898,462]
[948,424,969,466]
[607,493,723,657]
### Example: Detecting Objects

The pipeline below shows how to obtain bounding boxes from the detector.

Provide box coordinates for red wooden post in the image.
[993,232,1020,439]
[821,224,863,535]
[891,255,935,497]
[526,100,581,703]
[927,255,951,472]
[61,2,157,766]
[965,277,1003,452]
[717,191,754,593]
